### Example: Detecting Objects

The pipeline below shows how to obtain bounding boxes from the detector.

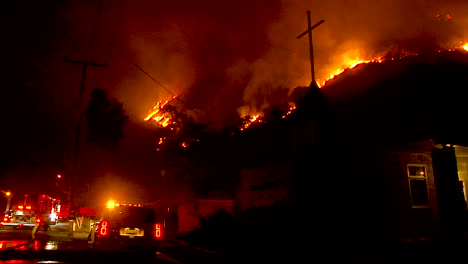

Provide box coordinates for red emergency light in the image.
[155,223,163,239]
[100,221,109,236]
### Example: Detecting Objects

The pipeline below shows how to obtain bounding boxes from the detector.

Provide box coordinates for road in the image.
[6,223,465,263]
[0,223,229,264]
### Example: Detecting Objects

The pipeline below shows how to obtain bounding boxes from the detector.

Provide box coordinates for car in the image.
[88,204,164,253]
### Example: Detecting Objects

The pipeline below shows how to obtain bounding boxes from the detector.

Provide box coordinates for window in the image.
[407,164,429,208]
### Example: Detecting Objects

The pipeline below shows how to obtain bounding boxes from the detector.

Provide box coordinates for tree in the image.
[85,88,128,151]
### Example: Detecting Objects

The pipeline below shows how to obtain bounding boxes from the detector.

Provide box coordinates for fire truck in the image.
[1,193,64,229]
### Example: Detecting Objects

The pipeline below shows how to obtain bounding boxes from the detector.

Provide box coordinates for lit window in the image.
[407,164,429,208]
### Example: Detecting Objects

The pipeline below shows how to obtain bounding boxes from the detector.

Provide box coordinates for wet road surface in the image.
[0,225,229,264]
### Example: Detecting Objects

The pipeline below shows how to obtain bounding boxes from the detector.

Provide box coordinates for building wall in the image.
[382,149,439,238]
[455,146,468,204]
[236,164,292,211]
[177,199,234,232]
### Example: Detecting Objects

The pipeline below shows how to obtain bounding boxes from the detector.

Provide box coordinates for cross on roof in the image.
[297,10,325,85]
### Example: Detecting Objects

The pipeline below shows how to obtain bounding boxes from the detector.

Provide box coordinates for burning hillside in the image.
[85,1,462,129]
[322,48,468,147]
[144,41,468,141]
[127,1,468,151]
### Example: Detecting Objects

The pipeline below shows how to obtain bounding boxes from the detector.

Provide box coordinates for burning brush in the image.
[144,96,179,128]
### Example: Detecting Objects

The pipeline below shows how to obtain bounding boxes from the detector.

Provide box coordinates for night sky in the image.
[1,0,468,204]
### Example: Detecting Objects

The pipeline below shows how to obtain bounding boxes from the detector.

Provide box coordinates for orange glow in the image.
[143,42,468,135]
[317,56,385,87]
[5,192,11,197]
[240,114,263,131]
[282,104,297,119]
[435,13,454,21]
[106,200,116,209]
[144,95,179,128]
[463,43,468,52]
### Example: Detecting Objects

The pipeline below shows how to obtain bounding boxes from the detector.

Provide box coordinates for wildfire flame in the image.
[145,41,468,136]
[317,57,384,87]
[240,114,263,131]
[144,96,178,128]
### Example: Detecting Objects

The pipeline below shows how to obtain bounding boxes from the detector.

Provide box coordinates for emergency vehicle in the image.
[88,200,165,252]
[1,193,64,229]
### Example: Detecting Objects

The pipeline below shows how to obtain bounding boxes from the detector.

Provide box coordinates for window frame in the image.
[407,163,430,208]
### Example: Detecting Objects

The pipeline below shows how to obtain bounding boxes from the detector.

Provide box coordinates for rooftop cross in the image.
[297,10,325,85]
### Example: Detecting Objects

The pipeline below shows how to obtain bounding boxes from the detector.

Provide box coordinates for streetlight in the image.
[4,191,12,212]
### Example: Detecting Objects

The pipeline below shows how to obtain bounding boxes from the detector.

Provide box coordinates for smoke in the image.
[58,0,468,128]
[3,0,468,205]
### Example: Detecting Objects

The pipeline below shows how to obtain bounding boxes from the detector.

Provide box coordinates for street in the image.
[3,222,468,263]
[0,222,229,264]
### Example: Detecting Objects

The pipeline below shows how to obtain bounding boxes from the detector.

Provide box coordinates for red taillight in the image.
[100,221,109,235]
[18,206,24,209]
[155,223,163,239]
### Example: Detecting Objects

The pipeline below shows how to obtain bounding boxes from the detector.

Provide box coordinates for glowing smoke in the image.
[62,0,468,128]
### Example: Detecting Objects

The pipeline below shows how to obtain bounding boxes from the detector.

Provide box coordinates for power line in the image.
[122,53,202,118]
[123,54,176,97]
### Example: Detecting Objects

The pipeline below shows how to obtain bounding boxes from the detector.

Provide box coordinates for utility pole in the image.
[297,10,324,85]
[64,57,107,235]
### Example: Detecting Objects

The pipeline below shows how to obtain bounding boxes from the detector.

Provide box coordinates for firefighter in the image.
[31,211,50,239]
[40,211,50,231]
[31,215,42,239]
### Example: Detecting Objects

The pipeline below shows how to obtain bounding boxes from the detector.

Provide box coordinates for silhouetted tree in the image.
[86,88,128,151]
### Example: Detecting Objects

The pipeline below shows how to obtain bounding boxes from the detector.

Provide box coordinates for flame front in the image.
[145,41,468,136]
[144,96,179,128]
[317,56,385,88]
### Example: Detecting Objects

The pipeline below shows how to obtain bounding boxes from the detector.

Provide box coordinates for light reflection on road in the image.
[43,241,58,251]
[0,240,61,251]
[0,240,30,250]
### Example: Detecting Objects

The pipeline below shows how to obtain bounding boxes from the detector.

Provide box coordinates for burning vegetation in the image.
[136,3,468,151]
[144,40,468,151]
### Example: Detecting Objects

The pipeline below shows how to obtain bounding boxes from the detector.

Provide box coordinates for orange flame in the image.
[240,114,263,131]
[144,96,178,128]
[145,41,468,134]
[317,55,387,88]
[463,42,468,52]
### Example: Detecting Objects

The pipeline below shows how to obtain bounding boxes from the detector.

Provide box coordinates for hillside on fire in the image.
[322,49,468,147]
[162,49,468,250]
[172,48,468,196]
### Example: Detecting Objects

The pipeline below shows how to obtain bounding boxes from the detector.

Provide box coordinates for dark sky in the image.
[1,0,468,203]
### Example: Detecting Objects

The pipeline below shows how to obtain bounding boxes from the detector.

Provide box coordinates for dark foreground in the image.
[1,223,468,264]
